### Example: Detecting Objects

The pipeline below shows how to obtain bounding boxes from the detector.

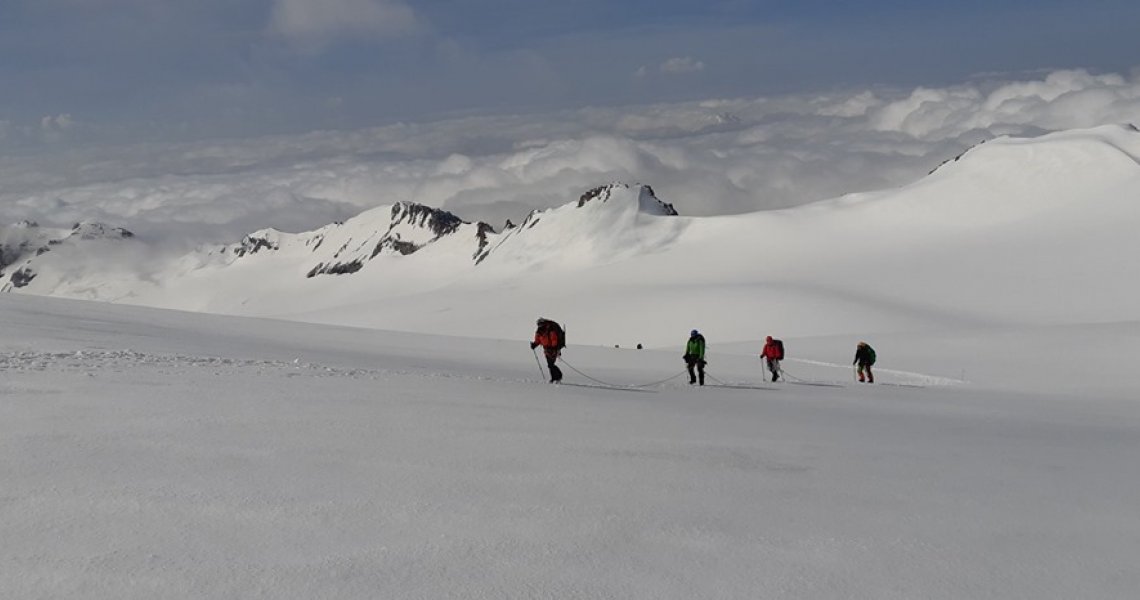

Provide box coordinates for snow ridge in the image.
[0,221,135,291]
[0,181,681,297]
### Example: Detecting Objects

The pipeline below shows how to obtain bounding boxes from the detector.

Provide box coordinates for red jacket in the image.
[761,340,783,360]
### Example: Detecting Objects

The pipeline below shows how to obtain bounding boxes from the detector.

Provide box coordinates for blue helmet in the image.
[690,329,699,336]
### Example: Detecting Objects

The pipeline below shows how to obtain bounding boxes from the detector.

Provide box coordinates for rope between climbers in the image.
[557,356,688,389]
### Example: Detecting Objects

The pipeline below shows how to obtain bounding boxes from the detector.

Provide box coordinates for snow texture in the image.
[1,293,1138,599]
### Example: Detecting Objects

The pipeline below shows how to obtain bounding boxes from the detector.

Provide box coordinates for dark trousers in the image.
[766,358,781,381]
[857,363,874,383]
[545,351,563,382]
[686,360,705,385]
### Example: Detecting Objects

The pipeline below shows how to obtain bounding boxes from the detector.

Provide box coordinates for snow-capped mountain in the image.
[210,182,677,276]
[0,221,135,292]
[2,126,1139,346]
[224,200,495,278]
[476,183,680,270]
[0,182,680,308]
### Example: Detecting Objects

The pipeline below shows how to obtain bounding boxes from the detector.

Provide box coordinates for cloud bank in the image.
[3,1,1137,145]
[2,69,1138,255]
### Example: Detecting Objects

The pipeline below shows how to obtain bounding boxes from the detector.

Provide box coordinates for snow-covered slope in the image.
[0,220,136,293]
[475,183,681,271]
[2,293,1138,599]
[287,125,1140,345]
[229,200,494,278]
[5,126,1140,346]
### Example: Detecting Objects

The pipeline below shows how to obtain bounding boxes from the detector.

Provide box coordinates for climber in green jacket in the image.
[683,329,707,386]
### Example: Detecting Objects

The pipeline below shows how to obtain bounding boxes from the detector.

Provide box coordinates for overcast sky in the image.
[2,0,1139,145]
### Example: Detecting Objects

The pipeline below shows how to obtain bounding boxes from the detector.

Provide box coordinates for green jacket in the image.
[685,334,706,360]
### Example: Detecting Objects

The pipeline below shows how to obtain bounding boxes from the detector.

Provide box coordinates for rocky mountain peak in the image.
[390,202,464,238]
[69,222,135,240]
[577,183,679,216]
[232,229,283,257]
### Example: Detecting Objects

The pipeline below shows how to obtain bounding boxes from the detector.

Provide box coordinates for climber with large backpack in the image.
[530,318,566,383]
[854,341,876,383]
[760,335,785,382]
[683,329,707,386]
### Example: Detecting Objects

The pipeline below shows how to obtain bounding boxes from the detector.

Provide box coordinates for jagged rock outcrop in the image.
[577,183,679,215]
[366,202,465,259]
[70,222,134,240]
[232,230,282,257]
[10,267,36,288]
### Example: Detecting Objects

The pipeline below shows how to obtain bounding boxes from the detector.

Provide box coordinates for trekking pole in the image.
[853,364,858,382]
[532,347,546,381]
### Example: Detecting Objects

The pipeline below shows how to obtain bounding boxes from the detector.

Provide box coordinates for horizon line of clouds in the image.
[10,1,1139,147]
[2,67,1139,259]
[6,0,1140,148]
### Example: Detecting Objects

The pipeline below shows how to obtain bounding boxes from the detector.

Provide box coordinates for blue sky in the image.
[1,0,1138,145]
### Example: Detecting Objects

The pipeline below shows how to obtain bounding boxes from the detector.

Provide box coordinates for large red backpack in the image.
[539,321,566,349]
[771,339,785,360]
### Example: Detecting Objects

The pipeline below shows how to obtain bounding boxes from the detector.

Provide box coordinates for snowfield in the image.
[5,126,1140,353]
[3,124,1140,597]
[2,294,1138,599]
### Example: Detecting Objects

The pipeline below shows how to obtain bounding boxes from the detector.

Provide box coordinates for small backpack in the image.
[772,339,785,360]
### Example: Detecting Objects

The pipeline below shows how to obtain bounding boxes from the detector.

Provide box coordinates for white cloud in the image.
[37,114,78,143]
[870,70,1140,139]
[268,0,417,48]
[659,57,705,75]
[40,114,75,131]
[3,68,1139,253]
